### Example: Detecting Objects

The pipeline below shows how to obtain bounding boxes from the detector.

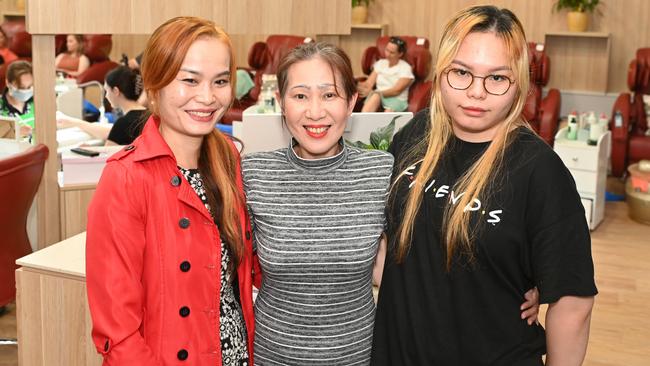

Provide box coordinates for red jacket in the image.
[86,117,255,365]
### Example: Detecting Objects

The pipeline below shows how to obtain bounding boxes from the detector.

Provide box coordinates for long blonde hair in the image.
[392,5,531,269]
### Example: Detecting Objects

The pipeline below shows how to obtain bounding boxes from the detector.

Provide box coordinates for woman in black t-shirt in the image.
[372,5,597,366]
[57,66,147,145]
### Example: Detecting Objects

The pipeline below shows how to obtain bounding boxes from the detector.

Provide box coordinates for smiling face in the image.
[157,36,232,146]
[281,57,357,160]
[440,31,518,142]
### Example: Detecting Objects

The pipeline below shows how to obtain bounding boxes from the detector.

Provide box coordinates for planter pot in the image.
[567,11,588,32]
[352,5,368,24]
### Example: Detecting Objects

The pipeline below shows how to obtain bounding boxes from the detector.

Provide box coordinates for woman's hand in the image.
[520,287,540,325]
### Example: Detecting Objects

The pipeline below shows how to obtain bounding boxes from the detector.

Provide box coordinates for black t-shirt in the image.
[371,109,597,366]
[107,109,146,145]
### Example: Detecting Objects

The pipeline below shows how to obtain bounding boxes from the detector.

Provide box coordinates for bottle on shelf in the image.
[258,74,279,113]
[567,111,578,140]
[587,111,602,146]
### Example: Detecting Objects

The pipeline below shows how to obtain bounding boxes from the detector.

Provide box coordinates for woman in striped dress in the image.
[241,42,392,365]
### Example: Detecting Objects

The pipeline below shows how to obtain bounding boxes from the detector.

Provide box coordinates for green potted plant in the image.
[553,0,602,32]
[351,0,374,25]
[346,116,398,151]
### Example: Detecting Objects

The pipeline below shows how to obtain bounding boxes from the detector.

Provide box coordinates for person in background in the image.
[371,6,597,365]
[86,16,255,365]
[57,65,147,145]
[0,60,33,138]
[358,36,414,112]
[0,27,18,66]
[55,34,90,77]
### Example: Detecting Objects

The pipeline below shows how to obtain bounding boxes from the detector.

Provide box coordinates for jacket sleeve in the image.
[86,160,160,365]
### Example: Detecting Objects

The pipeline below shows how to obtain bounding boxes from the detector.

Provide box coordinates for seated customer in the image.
[0,61,34,137]
[55,34,90,77]
[57,66,147,145]
[358,36,414,112]
[0,28,18,66]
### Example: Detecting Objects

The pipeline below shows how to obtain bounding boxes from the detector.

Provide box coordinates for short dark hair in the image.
[105,65,142,101]
[277,42,356,103]
[389,36,407,54]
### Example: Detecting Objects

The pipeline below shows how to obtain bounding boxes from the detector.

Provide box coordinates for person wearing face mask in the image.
[0,61,34,137]
[57,65,147,145]
[358,36,414,113]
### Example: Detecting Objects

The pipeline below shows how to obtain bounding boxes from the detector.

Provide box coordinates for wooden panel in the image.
[545,33,611,93]
[32,35,60,248]
[15,268,42,366]
[26,0,348,35]
[59,187,96,240]
[108,34,150,65]
[338,24,388,77]
[16,269,101,366]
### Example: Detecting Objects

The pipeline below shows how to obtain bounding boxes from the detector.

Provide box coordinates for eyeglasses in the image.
[444,68,514,96]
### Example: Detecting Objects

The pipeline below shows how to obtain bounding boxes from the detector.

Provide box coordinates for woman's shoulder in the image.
[241,149,289,170]
[508,127,572,180]
[347,145,394,165]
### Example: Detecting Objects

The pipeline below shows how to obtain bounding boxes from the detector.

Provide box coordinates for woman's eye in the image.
[215,79,229,86]
[453,69,468,76]
[323,92,337,100]
[293,94,307,100]
[181,78,197,85]
[488,75,507,82]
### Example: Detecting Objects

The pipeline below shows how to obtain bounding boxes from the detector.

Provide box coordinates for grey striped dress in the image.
[241,141,393,365]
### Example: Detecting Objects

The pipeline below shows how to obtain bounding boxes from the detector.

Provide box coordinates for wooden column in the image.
[32,34,60,248]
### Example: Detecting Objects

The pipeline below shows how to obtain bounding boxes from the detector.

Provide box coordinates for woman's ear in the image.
[347,92,359,115]
[275,90,284,113]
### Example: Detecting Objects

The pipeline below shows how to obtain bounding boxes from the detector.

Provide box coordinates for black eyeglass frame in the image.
[444,68,515,96]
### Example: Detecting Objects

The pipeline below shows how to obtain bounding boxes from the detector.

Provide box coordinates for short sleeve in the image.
[398,61,415,80]
[525,150,598,304]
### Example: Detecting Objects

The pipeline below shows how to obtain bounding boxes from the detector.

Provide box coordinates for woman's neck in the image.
[117,99,146,114]
[159,124,202,169]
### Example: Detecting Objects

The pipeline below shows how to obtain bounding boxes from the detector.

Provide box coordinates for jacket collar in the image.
[131,115,217,223]
[131,115,176,162]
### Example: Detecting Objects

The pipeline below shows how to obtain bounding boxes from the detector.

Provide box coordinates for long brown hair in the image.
[140,16,245,266]
[392,5,531,269]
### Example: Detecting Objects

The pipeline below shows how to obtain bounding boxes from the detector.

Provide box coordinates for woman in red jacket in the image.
[86,17,254,365]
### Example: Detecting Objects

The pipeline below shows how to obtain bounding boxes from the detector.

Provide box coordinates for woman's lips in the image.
[186,109,216,122]
[304,125,330,138]
[461,106,487,117]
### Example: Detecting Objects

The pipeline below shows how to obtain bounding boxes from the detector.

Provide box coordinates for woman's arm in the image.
[358,71,378,97]
[57,113,112,141]
[372,234,387,287]
[378,77,412,98]
[544,295,595,366]
[86,161,159,364]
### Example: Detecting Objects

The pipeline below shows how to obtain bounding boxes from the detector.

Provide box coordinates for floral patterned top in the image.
[178,166,249,366]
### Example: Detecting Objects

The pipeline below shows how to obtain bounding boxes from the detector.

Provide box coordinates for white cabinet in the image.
[554,128,611,230]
